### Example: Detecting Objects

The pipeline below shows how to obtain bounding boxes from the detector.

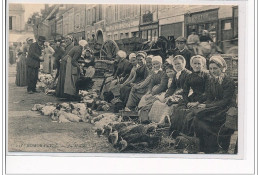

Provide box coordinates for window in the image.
[9,16,12,30]
[114,34,118,40]
[120,33,124,39]
[125,33,129,38]
[92,7,96,24]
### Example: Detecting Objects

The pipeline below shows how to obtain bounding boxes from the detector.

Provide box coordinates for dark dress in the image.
[64,45,83,96]
[192,74,235,153]
[169,70,209,135]
[16,44,29,86]
[174,49,193,71]
[114,58,133,81]
[120,65,149,106]
[56,42,74,97]
[53,46,65,78]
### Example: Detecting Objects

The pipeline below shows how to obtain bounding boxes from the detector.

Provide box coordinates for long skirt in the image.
[64,56,79,96]
[43,54,54,74]
[192,106,232,153]
[9,51,16,65]
[170,106,194,136]
[56,57,67,98]
[125,86,148,110]
[120,84,132,106]
[148,100,173,123]
[15,55,27,86]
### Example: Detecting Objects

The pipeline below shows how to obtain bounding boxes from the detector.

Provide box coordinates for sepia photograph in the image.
[7,3,239,155]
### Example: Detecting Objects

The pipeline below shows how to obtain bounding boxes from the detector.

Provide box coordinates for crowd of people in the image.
[12,35,95,98]
[99,35,236,153]
[10,31,237,153]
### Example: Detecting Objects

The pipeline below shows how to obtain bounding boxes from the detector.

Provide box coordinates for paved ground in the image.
[8,65,117,153]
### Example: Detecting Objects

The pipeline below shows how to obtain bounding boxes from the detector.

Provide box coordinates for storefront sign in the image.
[186,9,218,24]
[140,23,158,31]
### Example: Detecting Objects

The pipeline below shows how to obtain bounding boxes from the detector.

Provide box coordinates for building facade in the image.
[105,5,140,41]
[85,4,105,44]
[73,5,86,41]
[9,4,25,32]
[139,5,159,41]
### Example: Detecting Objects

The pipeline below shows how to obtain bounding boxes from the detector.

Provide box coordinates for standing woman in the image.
[9,43,16,65]
[56,35,74,98]
[42,41,55,74]
[192,55,235,153]
[15,37,33,86]
[64,40,88,100]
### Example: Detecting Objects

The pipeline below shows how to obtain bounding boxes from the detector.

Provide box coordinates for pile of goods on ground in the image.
[31,89,200,153]
[36,70,57,95]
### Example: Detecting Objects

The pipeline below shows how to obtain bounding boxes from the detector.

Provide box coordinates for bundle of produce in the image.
[93,113,119,128]
[41,105,57,116]
[57,110,82,123]
[31,104,45,111]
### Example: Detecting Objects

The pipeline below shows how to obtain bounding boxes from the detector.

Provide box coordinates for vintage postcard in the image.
[7,2,242,157]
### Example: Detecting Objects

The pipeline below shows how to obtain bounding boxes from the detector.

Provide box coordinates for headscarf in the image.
[129,53,136,61]
[146,55,154,60]
[136,51,147,59]
[209,55,227,73]
[152,56,163,74]
[117,50,127,59]
[172,55,186,79]
[190,55,207,70]
[136,52,146,65]
[152,56,163,64]
[79,40,88,47]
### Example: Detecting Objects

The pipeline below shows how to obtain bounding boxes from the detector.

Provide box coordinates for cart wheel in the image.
[100,39,119,60]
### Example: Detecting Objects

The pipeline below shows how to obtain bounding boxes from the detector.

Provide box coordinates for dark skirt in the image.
[9,51,16,65]
[192,106,232,153]
[170,105,194,136]
[55,59,67,98]
[120,84,132,106]
[15,55,27,86]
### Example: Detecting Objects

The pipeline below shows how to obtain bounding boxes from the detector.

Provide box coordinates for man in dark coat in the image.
[26,36,45,94]
[173,36,194,71]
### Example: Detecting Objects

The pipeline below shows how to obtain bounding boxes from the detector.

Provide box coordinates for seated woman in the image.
[120,52,149,106]
[137,56,169,122]
[147,55,191,124]
[125,55,154,111]
[169,55,209,135]
[191,55,235,153]
[101,50,133,100]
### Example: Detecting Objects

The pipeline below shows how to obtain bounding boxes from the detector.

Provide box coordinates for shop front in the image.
[139,22,159,41]
[185,9,219,42]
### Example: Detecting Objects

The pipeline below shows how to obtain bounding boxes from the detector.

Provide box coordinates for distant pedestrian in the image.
[187,29,200,54]
[42,41,55,74]
[173,36,193,71]
[9,43,16,65]
[15,37,33,86]
[26,36,45,94]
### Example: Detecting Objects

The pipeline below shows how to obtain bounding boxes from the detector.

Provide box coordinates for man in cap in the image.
[26,36,46,94]
[187,29,200,54]
[173,36,193,71]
